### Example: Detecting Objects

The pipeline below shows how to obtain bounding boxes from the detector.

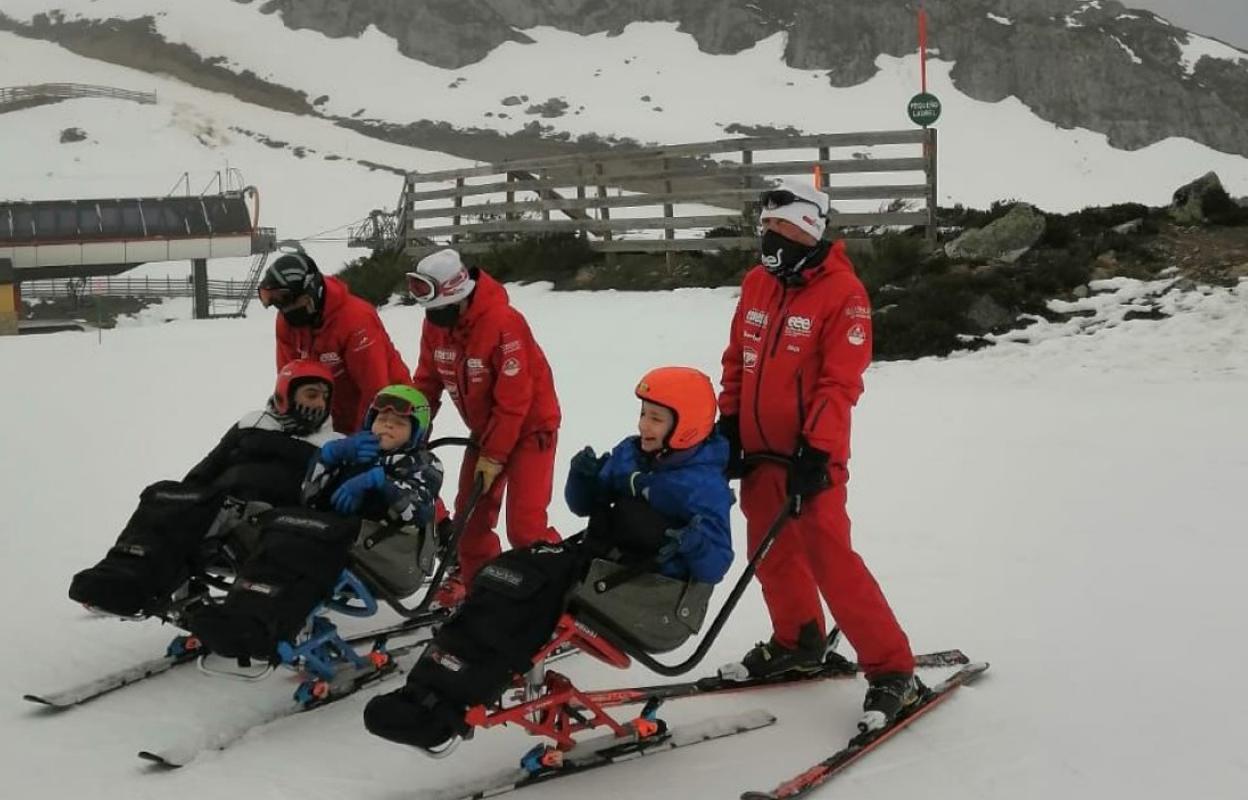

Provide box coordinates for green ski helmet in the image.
[364,385,432,449]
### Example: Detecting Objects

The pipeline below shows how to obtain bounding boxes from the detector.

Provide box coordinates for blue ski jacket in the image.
[565,434,734,584]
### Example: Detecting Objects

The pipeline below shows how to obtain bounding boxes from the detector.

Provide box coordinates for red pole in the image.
[919,1,928,92]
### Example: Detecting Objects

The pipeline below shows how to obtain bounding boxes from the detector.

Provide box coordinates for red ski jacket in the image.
[412,270,561,463]
[275,276,411,434]
[719,240,872,471]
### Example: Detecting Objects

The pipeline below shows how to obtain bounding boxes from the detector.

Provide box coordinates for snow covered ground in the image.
[1,277,1246,798]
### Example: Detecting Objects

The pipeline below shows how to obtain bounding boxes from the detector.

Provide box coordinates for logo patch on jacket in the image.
[742,347,759,371]
[502,357,521,377]
[745,309,768,327]
[845,303,871,320]
[434,347,456,363]
[466,357,488,382]
[785,316,813,337]
[847,323,867,346]
[319,352,343,365]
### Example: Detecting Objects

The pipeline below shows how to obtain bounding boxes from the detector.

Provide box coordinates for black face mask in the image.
[291,402,330,434]
[426,304,462,329]
[280,304,318,327]
[760,230,827,284]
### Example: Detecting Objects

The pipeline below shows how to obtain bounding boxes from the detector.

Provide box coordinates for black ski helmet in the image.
[258,250,325,312]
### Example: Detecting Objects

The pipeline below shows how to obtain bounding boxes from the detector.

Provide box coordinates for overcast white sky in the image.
[1124,0,1248,49]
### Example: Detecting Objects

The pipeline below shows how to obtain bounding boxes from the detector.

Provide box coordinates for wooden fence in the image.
[20,276,251,300]
[0,83,156,108]
[401,129,937,259]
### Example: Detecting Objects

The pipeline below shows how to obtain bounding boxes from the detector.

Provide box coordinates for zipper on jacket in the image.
[456,334,469,403]
[795,370,805,454]
[752,286,788,454]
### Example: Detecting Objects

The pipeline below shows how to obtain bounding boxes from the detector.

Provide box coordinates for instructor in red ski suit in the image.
[719,179,918,730]
[260,249,411,434]
[408,249,562,601]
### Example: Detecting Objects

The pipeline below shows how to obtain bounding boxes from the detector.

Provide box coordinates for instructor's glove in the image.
[331,466,386,514]
[787,441,832,501]
[719,416,747,479]
[320,433,381,466]
[474,456,504,492]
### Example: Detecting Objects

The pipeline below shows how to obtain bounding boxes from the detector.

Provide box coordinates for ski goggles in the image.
[405,272,441,304]
[257,285,296,308]
[760,188,823,213]
[371,393,417,416]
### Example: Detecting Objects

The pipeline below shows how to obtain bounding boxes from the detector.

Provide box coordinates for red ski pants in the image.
[742,463,914,678]
[454,430,562,581]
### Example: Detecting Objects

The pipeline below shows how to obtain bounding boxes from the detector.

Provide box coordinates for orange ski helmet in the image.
[634,366,717,451]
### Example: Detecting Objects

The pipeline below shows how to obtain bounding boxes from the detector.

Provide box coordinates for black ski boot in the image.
[859,673,925,733]
[722,620,827,681]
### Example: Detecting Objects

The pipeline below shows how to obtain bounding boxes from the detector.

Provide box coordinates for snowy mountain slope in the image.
[0,30,473,279]
[7,0,1248,154]
[2,3,1247,217]
[2,280,1246,798]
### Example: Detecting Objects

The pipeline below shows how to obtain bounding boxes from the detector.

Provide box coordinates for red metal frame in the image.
[462,614,656,751]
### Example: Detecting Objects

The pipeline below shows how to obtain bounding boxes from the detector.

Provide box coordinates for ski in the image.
[132,635,581,768]
[427,709,777,800]
[580,649,969,710]
[23,650,198,708]
[23,609,448,709]
[740,661,990,800]
[136,633,435,768]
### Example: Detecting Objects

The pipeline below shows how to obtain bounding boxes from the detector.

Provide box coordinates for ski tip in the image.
[740,792,776,800]
[138,751,182,769]
[22,693,74,710]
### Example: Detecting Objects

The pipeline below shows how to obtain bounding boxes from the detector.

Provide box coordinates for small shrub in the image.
[338,247,412,305]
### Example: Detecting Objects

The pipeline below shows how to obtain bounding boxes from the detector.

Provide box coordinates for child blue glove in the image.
[321,433,381,466]
[570,446,605,478]
[658,515,704,563]
[657,529,683,563]
[331,466,386,514]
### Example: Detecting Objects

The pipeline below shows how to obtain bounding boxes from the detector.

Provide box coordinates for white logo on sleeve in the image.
[502,357,521,377]
[847,323,867,346]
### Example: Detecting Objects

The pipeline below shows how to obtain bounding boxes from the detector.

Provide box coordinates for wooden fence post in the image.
[740,149,755,223]
[575,165,587,240]
[540,169,551,222]
[452,177,464,244]
[925,127,938,249]
[662,157,675,269]
[594,162,611,240]
[594,161,615,264]
[505,172,517,241]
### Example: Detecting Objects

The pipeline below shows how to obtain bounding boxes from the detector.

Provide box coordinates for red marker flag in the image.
[919,1,929,92]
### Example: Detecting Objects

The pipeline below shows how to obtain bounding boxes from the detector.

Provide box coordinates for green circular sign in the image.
[908,92,942,127]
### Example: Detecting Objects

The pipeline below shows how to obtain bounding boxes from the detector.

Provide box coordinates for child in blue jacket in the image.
[565,366,734,584]
[365,365,737,754]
